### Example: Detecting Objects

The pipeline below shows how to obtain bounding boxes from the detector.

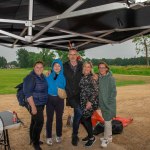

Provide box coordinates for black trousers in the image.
[30,105,45,145]
[81,116,93,139]
[46,95,64,138]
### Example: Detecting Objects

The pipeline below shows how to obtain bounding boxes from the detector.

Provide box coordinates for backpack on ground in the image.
[15,75,35,113]
[93,120,123,135]
[112,120,123,134]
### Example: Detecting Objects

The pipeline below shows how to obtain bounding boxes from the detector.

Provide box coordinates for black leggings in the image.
[46,95,64,138]
[81,116,93,139]
[30,105,44,145]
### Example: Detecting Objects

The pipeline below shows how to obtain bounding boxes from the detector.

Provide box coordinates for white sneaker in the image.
[46,138,53,145]
[100,136,112,142]
[56,136,62,143]
[101,139,110,148]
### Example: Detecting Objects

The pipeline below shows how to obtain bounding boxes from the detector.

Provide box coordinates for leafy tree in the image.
[7,61,18,67]
[55,50,68,63]
[39,48,56,66]
[16,48,29,68]
[28,52,39,67]
[78,50,85,58]
[133,34,150,66]
[0,56,7,68]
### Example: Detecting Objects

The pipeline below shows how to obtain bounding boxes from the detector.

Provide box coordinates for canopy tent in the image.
[0,0,150,51]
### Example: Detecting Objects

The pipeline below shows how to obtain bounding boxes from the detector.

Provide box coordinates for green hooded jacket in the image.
[98,71,117,121]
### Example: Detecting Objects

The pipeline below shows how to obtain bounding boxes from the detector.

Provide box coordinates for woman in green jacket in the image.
[98,61,117,148]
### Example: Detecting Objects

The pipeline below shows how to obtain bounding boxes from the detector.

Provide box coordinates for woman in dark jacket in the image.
[23,61,48,150]
[79,61,99,147]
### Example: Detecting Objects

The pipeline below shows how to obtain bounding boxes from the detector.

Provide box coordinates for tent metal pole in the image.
[114,25,150,32]
[0,30,26,41]
[77,31,115,48]
[119,28,150,43]
[33,3,129,25]
[12,27,28,48]
[28,0,33,36]
[0,19,26,24]
[51,27,114,44]
[32,0,88,41]
[35,35,78,42]
[34,39,90,46]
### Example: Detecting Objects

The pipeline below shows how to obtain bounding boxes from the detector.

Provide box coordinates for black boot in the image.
[72,135,79,146]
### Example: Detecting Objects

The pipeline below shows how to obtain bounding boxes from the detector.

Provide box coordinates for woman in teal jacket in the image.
[46,59,66,146]
[98,61,117,148]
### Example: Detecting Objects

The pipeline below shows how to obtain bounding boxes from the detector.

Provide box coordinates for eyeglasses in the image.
[99,67,107,70]
[69,54,77,56]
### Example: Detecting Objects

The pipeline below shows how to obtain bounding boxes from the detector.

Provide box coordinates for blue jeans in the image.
[72,106,82,136]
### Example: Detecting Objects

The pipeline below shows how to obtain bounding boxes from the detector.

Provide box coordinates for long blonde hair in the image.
[82,61,94,74]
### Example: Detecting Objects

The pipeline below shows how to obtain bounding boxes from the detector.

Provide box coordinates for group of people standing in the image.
[23,48,117,150]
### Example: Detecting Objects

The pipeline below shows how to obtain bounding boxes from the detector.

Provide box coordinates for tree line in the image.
[0,48,149,68]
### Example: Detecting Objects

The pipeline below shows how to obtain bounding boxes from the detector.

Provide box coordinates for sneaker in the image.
[100,136,112,142]
[82,136,89,142]
[46,138,53,145]
[56,136,62,143]
[71,135,79,146]
[101,139,110,148]
[85,136,96,147]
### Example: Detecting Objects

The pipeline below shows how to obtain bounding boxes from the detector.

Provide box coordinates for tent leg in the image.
[28,0,33,36]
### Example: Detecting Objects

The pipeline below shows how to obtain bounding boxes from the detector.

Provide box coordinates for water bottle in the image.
[12,111,17,123]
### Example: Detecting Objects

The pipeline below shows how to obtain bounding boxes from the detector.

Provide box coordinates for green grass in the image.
[94,65,150,76]
[116,80,145,87]
[0,69,31,94]
[1,66,150,94]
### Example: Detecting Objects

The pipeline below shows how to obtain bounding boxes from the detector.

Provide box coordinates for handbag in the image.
[58,88,67,99]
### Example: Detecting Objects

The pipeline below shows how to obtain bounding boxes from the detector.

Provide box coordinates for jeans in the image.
[72,105,82,136]
[46,95,64,138]
[81,116,93,138]
[30,105,44,145]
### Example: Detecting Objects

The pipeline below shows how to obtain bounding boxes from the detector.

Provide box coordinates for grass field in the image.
[0,66,150,94]
[94,65,150,75]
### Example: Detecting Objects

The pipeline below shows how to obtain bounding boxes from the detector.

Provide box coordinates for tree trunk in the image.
[143,38,149,66]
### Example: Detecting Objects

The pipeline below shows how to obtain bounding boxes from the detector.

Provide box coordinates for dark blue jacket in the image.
[23,71,48,106]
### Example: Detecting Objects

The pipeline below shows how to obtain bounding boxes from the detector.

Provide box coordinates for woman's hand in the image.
[92,73,98,81]
[86,101,92,110]
[27,96,37,115]
[45,70,51,77]
[31,106,37,115]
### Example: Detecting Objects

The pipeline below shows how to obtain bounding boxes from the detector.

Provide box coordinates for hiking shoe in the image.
[85,136,96,147]
[46,138,53,145]
[82,136,89,142]
[56,136,62,143]
[100,136,112,142]
[101,139,110,148]
[71,135,79,146]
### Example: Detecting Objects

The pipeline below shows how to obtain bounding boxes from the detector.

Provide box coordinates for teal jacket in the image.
[46,59,66,96]
[98,71,117,121]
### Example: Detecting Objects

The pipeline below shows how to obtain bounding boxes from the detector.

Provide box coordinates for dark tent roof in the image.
[0,0,150,51]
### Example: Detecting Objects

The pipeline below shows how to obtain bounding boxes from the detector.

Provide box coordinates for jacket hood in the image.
[51,59,64,75]
[99,71,112,78]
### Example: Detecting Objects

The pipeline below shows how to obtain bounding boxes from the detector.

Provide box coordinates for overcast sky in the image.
[0,40,142,62]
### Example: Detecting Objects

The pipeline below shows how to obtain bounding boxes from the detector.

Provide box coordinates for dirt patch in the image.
[0,84,150,150]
